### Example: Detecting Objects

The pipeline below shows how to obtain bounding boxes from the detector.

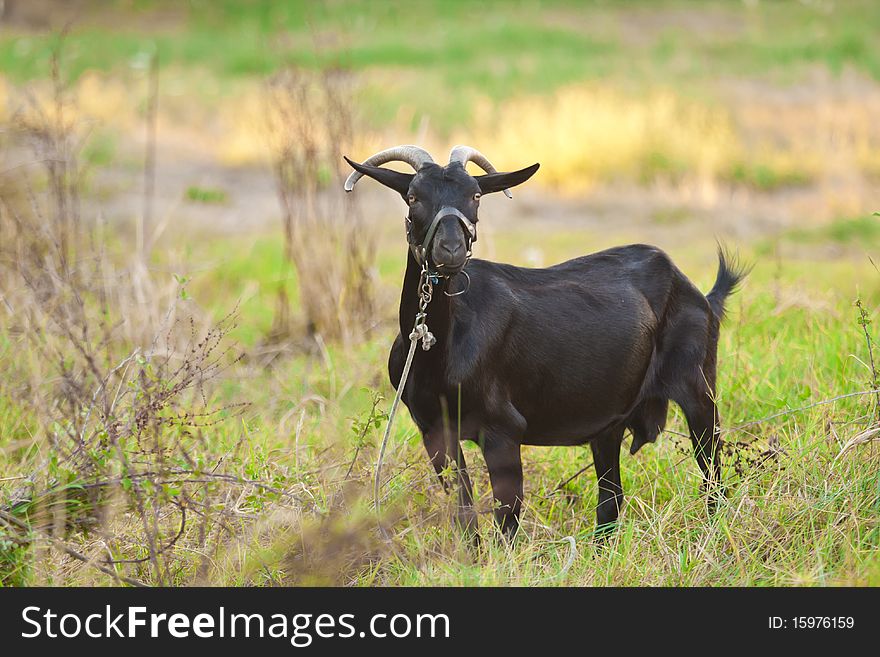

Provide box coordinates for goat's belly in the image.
[511,348,650,444]
[520,403,633,446]
[495,294,656,444]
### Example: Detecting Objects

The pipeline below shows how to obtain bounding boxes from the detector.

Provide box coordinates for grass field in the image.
[4,0,880,123]
[0,0,878,587]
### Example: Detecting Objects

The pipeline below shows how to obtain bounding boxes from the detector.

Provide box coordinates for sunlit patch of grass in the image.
[465,85,740,194]
[459,77,880,193]
[858,147,880,182]
[213,83,387,168]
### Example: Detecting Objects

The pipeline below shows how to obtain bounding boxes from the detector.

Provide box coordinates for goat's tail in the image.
[706,245,750,321]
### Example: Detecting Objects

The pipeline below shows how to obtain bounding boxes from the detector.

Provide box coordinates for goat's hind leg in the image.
[676,382,724,512]
[590,426,625,539]
[664,302,725,512]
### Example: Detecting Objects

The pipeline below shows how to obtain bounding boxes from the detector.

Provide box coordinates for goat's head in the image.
[344,145,539,275]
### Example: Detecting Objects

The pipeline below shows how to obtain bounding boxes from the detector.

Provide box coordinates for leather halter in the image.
[408,206,476,277]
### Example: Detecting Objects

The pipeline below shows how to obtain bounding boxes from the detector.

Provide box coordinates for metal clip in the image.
[409,322,436,351]
[420,330,436,351]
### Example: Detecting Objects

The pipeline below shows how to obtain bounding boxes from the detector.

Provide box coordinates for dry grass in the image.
[466,85,739,196]
[7,65,880,209]
[264,66,376,346]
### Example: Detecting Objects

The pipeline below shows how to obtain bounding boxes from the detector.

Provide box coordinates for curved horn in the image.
[344,145,435,192]
[448,145,513,198]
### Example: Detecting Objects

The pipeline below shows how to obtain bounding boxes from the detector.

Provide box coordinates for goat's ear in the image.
[475,163,540,196]
[343,156,414,199]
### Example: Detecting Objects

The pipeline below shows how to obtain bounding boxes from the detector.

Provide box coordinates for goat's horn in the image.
[448,145,513,198]
[344,145,435,192]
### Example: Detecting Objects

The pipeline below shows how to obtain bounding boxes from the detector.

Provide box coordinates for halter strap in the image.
[409,206,476,276]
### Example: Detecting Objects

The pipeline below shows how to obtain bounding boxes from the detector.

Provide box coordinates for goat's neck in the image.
[398,250,451,342]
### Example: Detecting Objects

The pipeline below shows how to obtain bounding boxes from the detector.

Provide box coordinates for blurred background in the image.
[0,1,877,586]
[3,1,880,246]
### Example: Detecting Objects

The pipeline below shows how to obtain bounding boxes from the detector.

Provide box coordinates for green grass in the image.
[196,231,880,586]
[3,0,880,131]
[757,215,880,257]
[727,161,815,192]
[187,236,299,347]
[789,215,880,246]
[2,221,879,585]
[185,185,228,204]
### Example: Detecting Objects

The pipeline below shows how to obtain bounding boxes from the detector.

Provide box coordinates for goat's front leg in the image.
[482,430,524,540]
[423,427,477,535]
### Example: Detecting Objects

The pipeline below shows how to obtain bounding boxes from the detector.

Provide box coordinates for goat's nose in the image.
[438,240,465,259]
[435,239,466,267]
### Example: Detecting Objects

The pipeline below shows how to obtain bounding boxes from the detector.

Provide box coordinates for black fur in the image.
[706,248,749,320]
[347,155,747,539]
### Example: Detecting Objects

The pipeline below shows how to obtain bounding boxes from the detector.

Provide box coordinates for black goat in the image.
[344,144,747,538]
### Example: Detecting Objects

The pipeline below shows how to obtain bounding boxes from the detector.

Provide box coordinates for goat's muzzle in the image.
[430,213,471,274]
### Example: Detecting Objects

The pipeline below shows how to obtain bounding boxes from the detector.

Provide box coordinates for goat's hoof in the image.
[592,521,618,545]
[704,481,726,514]
[455,507,479,539]
[491,520,520,546]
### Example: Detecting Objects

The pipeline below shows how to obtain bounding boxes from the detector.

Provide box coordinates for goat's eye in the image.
[407,195,417,205]
[473,192,481,201]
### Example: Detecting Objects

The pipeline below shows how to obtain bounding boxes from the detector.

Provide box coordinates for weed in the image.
[185,185,228,205]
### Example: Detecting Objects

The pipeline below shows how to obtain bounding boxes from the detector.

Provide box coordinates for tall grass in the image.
[187,239,879,587]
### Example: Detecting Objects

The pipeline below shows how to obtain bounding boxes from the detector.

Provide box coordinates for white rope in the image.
[556,536,577,580]
[373,333,419,521]
[374,266,436,531]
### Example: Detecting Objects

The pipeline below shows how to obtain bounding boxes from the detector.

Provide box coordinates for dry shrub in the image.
[0,52,292,586]
[265,66,376,346]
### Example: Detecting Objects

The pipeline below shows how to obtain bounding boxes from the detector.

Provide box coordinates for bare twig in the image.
[854,298,879,423]
[140,49,159,262]
[725,389,880,432]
